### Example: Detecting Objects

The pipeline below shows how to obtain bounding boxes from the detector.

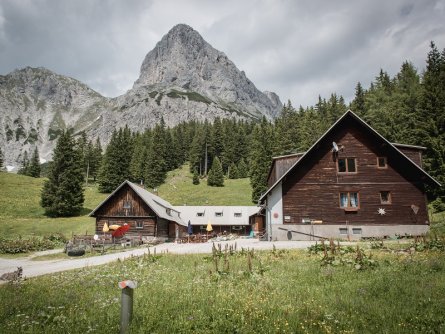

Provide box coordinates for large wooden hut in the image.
[90,180,186,241]
[260,110,441,241]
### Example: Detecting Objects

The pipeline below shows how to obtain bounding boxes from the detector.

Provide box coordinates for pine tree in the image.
[145,123,167,188]
[92,137,103,181]
[0,147,3,170]
[41,130,84,217]
[28,146,41,178]
[98,127,134,193]
[228,162,239,179]
[237,158,248,178]
[18,151,30,175]
[418,42,445,197]
[249,118,274,202]
[207,156,224,187]
[351,82,366,115]
[192,168,200,185]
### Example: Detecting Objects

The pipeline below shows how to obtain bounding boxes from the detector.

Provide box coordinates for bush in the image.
[0,234,66,254]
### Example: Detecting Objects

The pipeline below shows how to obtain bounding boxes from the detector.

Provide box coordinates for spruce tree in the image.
[192,168,200,185]
[41,130,84,217]
[249,118,273,202]
[228,162,239,179]
[18,151,30,175]
[237,158,248,178]
[207,156,224,187]
[28,146,41,178]
[145,123,167,188]
[0,147,3,170]
[98,127,134,192]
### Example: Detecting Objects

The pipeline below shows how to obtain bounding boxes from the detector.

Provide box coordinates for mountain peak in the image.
[133,25,282,119]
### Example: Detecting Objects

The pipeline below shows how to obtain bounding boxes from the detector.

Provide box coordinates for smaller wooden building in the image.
[90,180,186,241]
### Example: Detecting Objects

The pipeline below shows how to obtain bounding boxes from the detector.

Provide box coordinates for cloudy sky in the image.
[1,0,444,107]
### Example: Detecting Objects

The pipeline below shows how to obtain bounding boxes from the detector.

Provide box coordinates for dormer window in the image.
[197,212,204,217]
[166,208,171,216]
[234,213,242,217]
[215,212,223,217]
[337,158,356,173]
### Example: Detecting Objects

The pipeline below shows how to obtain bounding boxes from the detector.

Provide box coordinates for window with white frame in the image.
[339,192,359,209]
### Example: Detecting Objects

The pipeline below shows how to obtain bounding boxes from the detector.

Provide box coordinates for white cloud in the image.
[0,0,445,107]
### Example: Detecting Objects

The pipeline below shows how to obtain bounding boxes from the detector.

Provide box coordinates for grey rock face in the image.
[0,24,282,169]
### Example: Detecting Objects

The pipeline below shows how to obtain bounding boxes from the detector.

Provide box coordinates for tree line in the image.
[6,41,443,217]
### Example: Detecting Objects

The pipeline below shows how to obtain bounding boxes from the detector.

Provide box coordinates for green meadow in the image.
[0,164,253,239]
[1,244,444,333]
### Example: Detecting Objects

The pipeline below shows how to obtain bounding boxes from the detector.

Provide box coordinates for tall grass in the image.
[0,247,444,333]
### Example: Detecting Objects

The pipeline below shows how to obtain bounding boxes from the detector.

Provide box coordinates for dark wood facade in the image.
[263,111,439,232]
[268,153,303,187]
[91,182,184,239]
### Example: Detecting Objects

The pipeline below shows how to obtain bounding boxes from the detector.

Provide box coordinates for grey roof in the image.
[260,110,441,202]
[89,180,185,226]
[172,206,261,226]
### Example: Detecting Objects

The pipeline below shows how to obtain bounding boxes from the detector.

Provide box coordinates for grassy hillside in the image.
[158,164,253,206]
[0,172,107,238]
[0,165,253,238]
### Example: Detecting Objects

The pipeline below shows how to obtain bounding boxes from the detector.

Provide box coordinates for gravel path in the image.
[0,239,319,281]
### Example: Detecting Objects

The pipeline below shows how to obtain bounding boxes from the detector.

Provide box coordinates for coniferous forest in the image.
[42,43,445,209]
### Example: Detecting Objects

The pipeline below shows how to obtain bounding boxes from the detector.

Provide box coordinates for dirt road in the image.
[0,239,318,281]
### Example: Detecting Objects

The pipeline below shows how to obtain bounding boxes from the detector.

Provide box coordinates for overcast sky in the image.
[1,0,444,107]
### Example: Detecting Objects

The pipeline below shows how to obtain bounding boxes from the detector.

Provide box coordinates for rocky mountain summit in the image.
[0,24,282,169]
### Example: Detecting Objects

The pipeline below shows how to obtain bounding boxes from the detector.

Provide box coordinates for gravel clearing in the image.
[0,239,320,281]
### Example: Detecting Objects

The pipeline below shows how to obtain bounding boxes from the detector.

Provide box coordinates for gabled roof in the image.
[260,110,441,202]
[89,180,185,226]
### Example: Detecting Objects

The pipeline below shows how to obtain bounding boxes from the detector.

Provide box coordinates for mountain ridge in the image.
[0,24,282,169]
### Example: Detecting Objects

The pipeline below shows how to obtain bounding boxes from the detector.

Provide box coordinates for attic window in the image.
[377,157,387,168]
[196,212,204,217]
[215,212,223,217]
[337,158,356,173]
[123,201,132,209]
[380,191,391,204]
[234,213,242,217]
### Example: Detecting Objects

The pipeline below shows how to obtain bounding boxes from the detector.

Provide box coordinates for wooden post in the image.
[119,280,137,334]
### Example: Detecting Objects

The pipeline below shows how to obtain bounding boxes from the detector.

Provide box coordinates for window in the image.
[339,228,348,235]
[352,228,362,235]
[380,191,391,204]
[196,212,204,217]
[123,200,132,209]
[339,192,359,210]
[136,221,143,229]
[215,212,223,217]
[166,208,171,216]
[377,157,387,168]
[234,213,242,217]
[337,158,356,173]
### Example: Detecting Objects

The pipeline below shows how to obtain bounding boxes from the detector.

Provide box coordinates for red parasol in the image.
[112,224,130,237]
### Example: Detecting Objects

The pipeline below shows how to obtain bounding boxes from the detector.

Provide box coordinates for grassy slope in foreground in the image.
[0,248,444,333]
[0,164,253,238]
